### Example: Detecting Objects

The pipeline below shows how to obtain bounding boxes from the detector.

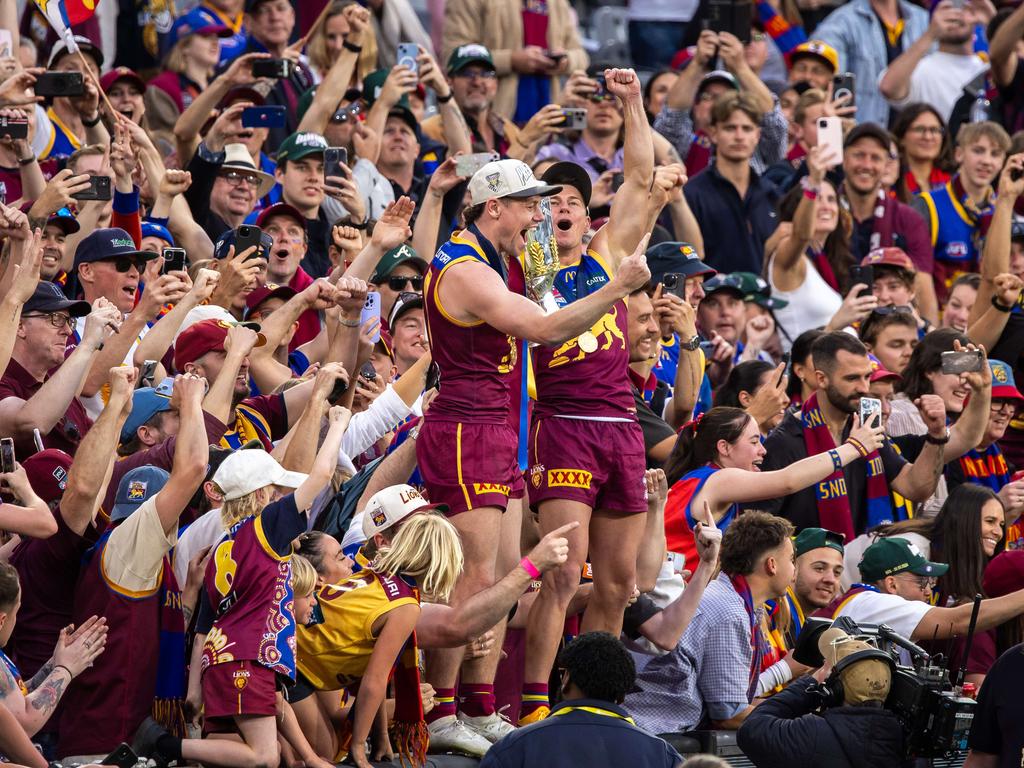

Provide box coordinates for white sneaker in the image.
[458,709,517,743]
[427,714,492,756]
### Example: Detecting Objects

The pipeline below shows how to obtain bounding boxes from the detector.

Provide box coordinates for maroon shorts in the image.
[417,420,523,515]
[202,660,277,723]
[528,417,647,514]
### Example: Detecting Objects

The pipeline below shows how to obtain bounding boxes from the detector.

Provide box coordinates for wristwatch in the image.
[680,334,701,352]
[925,427,951,445]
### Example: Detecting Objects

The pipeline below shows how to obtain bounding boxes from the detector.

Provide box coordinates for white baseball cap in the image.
[468,159,562,207]
[213,449,308,501]
[362,483,448,539]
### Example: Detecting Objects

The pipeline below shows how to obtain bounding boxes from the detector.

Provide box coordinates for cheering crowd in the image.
[2,0,1024,765]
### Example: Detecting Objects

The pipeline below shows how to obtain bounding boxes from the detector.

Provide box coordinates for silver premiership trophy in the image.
[524,197,561,314]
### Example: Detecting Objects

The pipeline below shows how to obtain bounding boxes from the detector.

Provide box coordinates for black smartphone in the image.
[34,71,85,98]
[777,352,791,387]
[328,376,348,404]
[662,272,686,299]
[161,247,187,275]
[832,72,856,108]
[425,360,441,391]
[0,114,27,140]
[707,0,753,43]
[100,743,138,768]
[324,147,348,181]
[545,51,567,63]
[235,225,266,260]
[241,105,287,129]
[1011,167,1024,182]
[0,437,14,475]
[71,175,112,202]
[359,360,377,381]
[252,58,292,79]
[849,264,874,297]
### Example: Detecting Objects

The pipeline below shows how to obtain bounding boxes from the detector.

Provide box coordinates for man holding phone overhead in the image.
[39,35,111,162]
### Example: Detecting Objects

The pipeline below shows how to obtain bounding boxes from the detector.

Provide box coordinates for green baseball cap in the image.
[732,271,789,310]
[370,244,426,284]
[363,70,418,132]
[793,527,845,558]
[447,43,495,74]
[858,537,949,583]
[276,131,328,163]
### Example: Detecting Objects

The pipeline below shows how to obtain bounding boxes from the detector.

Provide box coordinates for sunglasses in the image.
[871,305,914,316]
[331,102,363,124]
[99,255,148,273]
[388,275,424,291]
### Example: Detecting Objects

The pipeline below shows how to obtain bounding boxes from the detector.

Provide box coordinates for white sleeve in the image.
[339,385,412,458]
[838,591,932,640]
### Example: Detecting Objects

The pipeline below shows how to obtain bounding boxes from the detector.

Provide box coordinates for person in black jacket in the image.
[737,629,904,768]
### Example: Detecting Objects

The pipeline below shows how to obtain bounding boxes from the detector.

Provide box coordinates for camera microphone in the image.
[877,624,930,661]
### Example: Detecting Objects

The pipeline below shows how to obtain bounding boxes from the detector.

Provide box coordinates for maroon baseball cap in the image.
[257,202,306,230]
[867,354,901,384]
[174,318,267,370]
[983,550,1024,598]
[244,283,297,319]
[22,449,73,505]
[219,86,265,109]
[100,66,147,94]
[861,247,915,273]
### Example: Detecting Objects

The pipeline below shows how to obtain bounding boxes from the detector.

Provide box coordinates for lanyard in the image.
[551,705,635,725]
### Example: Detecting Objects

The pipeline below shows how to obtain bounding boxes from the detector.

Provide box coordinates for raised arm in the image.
[880,9,942,103]
[296,6,366,134]
[133,269,220,370]
[154,375,209,534]
[0,462,56,539]
[916,586,1024,639]
[412,159,466,259]
[971,156,1024,327]
[279,364,342,473]
[418,48,472,157]
[293,406,351,512]
[652,287,702,429]
[891,396,948,503]
[990,1,1024,86]
[0,225,41,377]
[201,325,259,424]
[717,32,773,114]
[945,349,992,458]
[636,470,668,592]
[967,274,1021,350]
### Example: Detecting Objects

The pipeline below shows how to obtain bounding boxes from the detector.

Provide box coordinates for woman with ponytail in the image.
[295,511,464,768]
[663,406,884,571]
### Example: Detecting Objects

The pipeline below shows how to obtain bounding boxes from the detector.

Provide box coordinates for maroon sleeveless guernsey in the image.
[423,233,519,425]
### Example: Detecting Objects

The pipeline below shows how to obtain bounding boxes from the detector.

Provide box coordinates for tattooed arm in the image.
[0,655,71,737]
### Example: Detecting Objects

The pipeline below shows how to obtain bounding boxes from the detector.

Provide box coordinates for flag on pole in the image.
[31,0,99,51]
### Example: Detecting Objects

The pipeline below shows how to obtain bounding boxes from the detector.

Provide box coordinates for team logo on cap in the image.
[994,364,1009,383]
[680,245,697,258]
[514,163,533,186]
[53,467,67,490]
[371,509,388,527]
[457,44,489,58]
[294,132,327,148]
[127,480,147,500]
[110,237,134,249]
[486,172,503,192]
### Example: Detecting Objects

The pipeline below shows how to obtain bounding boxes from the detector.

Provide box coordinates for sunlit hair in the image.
[290,553,318,597]
[307,0,378,80]
[373,512,463,602]
[217,485,273,530]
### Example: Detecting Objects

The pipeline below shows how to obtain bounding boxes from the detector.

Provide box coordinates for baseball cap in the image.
[1011,222,1024,243]
[861,247,915,273]
[141,221,174,247]
[844,122,894,152]
[119,386,173,444]
[371,244,425,284]
[276,131,328,164]
[447,44,496,74]
[219,86,265,109]
[983,550,1024,598]
[868,353,901,383]
[989,359,1024,403]
[174,318,267,370]
[541,161,592,208]
[48,35,103,69]
[468,159,561,207]
[164,7,233,53]
[46,207,79,235]
[647,241,715,286]
[789,40,839,73]
[111,466,170,522]
[389,291,424,328]
[23,281,90,316]
[702,273,746,298]
[100,67,146,94]
[362,484,448,539]
[793,527,845,558]
[22,449,72,505]
[244,283,297,320]
[697,70,739,97]
[213,227,273,261]
[362,70,420,132]
[858,537,949,582]
[213,449,307,501]
[733,272,789,310]
[73,227,157,270]
[256,202,306,230]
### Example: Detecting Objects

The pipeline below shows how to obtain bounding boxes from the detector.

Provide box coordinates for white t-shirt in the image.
[628,0,698,22]
[172,507,225,588]
[880,52,989,123]
[836,589,932,641]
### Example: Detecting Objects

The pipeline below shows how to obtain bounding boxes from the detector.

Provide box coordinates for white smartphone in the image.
[816,115,844,167]
[859,396,882,429]
[361,292,381,343]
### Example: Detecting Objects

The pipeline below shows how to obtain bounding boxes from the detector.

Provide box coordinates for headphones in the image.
[809,646,896,709]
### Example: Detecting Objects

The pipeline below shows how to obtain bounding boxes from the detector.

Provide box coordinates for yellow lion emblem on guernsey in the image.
[549,307,625,368]
[497,334,518,374]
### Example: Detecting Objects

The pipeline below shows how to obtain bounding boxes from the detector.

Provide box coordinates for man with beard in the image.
[839,123,937,324]
[758,332,945,537]
[879,0,991,123]
[911,122,1010,304]
[519,67,654,727]
[772,528,846,649]
[416,159,650,754]
[626,287,679,468]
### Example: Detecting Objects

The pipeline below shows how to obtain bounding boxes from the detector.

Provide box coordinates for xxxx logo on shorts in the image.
[473,483,511,496]
[547,469,593,489]
[232,669,251,691]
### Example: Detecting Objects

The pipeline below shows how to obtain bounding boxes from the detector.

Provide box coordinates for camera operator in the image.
[737,628,904,768]
[964,641,1024,768]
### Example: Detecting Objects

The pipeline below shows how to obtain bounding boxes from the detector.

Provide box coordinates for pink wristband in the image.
[520,557,541,579]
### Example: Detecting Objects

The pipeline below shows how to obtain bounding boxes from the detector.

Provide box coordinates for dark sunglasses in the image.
[388,275,424,291]
[102,256,148,273]
[871,305,914,316]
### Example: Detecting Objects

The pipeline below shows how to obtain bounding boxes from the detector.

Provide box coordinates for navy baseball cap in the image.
[647,242,716,286]
[47,207,79,235]
[22,281,90,316]
[213,228,274,260]
[110,465,170,522]
[119,381,174,444]
[141,221,175,247]
[74,228,157,270]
